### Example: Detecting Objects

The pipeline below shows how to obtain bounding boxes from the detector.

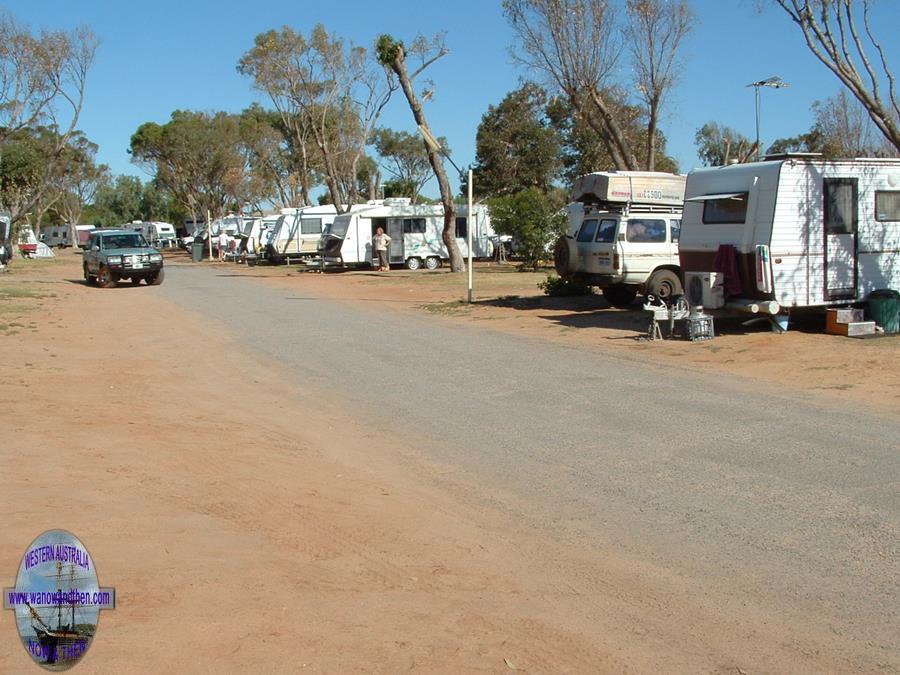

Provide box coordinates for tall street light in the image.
[418,125,475,303]
[747,76,790,161]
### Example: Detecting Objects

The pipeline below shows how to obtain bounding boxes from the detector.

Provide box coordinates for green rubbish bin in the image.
[191,241,205,263]
[867,288,900,334]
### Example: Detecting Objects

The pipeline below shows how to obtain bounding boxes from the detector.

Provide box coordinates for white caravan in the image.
[264,205,340,264]
[679,154,900,313]
[555,171,686,307]
[125,221,177,247]
[239,214,281,258]
[318,199,495,270]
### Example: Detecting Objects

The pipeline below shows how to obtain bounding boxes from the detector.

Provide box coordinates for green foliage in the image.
[547,93,678,181]
[473,84,562,198]
[375,35,403,66]
[694,121,754,166]
[373,127,442,203]
[538,274,595,297]
[488,187,567,270]
[130,110,250,218]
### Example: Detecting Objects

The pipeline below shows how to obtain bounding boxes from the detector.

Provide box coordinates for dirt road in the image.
[1,254,897,673]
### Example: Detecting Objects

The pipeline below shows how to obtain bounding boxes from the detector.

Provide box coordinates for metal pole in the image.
[755,85,761,161]
[467,169,473,304]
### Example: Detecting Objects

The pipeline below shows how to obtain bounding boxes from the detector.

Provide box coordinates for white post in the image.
[467,169,473,304]
[207,210,213,261]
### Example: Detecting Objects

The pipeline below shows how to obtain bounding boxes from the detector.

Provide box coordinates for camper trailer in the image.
[679,155,900,314]
[263,205,339,264]
[40,226,71,248]
[318,199,494,270]
[554,171,686,306]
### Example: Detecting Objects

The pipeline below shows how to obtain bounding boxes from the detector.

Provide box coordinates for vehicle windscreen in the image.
[103,233,148,249]
[325,218,349,238]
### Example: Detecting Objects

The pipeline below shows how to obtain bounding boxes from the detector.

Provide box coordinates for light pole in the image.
[748,76,790,161]
[418,125,474,303]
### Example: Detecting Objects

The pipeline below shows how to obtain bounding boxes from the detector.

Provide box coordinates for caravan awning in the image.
[685,192,746,201]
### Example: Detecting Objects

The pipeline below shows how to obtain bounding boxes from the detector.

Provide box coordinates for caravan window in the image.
[576,219,599,242]
[875,191,900,221]
[824,178,858,234]
[403,219,427,234]
[702,193,749,224]
[300,218,322,235]
[625,219,666,243]
[594,219,618,243]
[455,217,468,239]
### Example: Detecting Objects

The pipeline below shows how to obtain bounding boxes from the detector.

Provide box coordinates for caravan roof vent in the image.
[383,197,412,206]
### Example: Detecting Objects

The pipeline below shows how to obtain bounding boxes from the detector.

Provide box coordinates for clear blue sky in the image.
[6,0,900,196]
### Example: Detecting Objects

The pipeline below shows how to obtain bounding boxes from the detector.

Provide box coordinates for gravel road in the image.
[161,264,899,668]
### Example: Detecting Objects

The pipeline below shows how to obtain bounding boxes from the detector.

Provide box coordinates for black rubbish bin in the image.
[191,241,205,263]
[867,288,900,334]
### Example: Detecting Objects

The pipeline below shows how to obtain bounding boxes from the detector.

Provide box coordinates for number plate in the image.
[132,263,144,269]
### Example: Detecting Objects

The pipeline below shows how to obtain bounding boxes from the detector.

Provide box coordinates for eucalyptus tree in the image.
[130,111,255,224]
[772,0,900,152]
[238,25,396,212]
[373,127,444,203]
[0,12,98,227]
[502,0,692,172]
[376,33,465,272]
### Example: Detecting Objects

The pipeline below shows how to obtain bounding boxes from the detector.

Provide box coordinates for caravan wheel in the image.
[405,257,422,271]
[424,256,441,270]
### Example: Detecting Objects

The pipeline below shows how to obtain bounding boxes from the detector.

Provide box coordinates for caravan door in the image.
[823,178,858,300]
[387,217,404,265]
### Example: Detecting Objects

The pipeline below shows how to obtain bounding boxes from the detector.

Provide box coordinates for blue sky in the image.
[5,0,899,196]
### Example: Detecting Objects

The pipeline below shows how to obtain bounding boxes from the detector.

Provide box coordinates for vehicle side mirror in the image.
[91,245,99,251]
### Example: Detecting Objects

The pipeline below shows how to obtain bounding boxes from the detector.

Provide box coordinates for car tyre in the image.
[553,237,577,278]
[405,257,421,271]
[424,256,441,270]
[83,264,96,285]
[604,284,638,308]
[97,265,118,288]
[646,269,682,301]
[147,268,165,286]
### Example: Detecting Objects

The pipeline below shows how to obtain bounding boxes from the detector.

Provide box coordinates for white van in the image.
[555,171,686,307]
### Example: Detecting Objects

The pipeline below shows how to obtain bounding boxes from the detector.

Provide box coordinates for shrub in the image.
[538,274,594,297]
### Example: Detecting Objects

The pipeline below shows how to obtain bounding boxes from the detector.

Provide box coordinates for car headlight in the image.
[149,253,162,262]
[107,256,122,264]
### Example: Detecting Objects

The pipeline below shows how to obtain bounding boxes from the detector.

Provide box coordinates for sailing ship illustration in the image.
[22,561,94,667]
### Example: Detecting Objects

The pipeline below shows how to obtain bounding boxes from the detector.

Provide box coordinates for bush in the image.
[488,188,567,270]
[538,274,594,297]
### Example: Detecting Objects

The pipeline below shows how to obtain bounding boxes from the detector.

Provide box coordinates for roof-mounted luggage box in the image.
[570,171,686,208]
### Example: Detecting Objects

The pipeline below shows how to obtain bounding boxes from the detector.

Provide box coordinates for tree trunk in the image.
[645,97,660,171]
[387,47,464,272]
[587,89,640,170]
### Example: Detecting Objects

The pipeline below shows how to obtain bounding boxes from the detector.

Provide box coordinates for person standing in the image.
[217,229,229,262]
[373,227,391,271]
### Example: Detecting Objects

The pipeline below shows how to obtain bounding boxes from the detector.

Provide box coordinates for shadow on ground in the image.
[477,294,835,339]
